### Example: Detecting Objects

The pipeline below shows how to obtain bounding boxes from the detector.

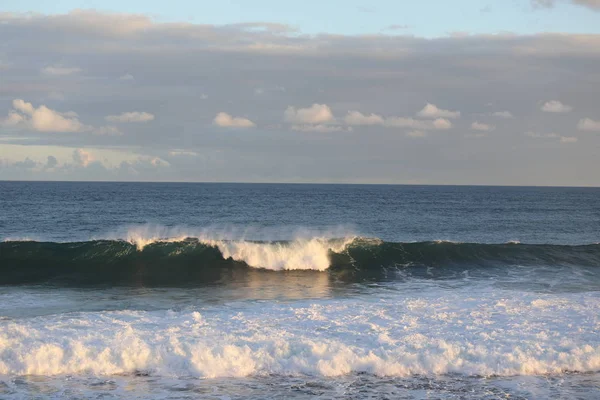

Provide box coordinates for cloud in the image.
[491,111,514,118]
[471,121,495,131]
[344,111,385,126]
[41,65,82,76]
[532,0,600,10]
[119,73,134,81]
[213,112,256,128]
[417,103,461,119]
[385,116,453,130]
[1,10,600,184]
[406,130,427,138]
[45,155,58,169]
[169,150,198,157]
[573,0,600,10]
[291,125,349,133]
[577,118,600,131]
[149,157,170,167]
[14,158,39,169]
[72,149,94,167]
[343,111,452,130]
[105,111,155,123]
[541,100,573,113]
[284,104,335,125]
[118,156,170,176]
[2,99,87,132]
[525,131,577,143]
[431,118,453,130]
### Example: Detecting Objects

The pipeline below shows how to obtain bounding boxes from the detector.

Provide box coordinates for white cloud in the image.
[343,112,453,130]
[525,131,560,138]
[169,150,198,157]
[119,73,134,81]
[491,111,514,118]
[291,124,349,133]
[41,65,82,76]
[284,104,334,124]
[541,100,573,113]
[344,111,385,126]
[406,130,427,138]
[149,157,170,167]
[525,131,576,143]
[118,156,171,175]
[213,112,256,128]
[416,103,461,119]
[3,110,26,126]
[471,121,495,131]
[431,118,453,130]
[577,118,600,131]
[2,99,87,132]
[289,107,453,131]
[395,117,452,130]
[72,149,94,167]
[105,111,155,123]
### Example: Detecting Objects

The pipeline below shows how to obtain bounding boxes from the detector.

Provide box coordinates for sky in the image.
[0,0,599,185]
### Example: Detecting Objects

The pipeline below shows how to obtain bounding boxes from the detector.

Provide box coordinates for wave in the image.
[1,236,599,286]
[1,291,600,378]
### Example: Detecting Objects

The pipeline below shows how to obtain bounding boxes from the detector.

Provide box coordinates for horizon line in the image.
[1,179,598,189]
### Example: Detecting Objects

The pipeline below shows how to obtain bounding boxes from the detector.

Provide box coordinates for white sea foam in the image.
[1,289,599,379]
[204,238,354,271]
[112,224,358,270]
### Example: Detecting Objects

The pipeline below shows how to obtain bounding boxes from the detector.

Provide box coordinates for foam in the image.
[1,289,599,379]
[118,224,357,270]
[205,238,354,271]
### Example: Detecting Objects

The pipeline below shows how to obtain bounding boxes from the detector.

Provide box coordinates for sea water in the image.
[1,182,599,399]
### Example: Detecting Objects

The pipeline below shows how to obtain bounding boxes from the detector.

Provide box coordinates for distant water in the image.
[1,181,599,399]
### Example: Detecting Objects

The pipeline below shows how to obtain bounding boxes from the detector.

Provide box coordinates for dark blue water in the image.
[1,181,600,399]
[1,181,599,244]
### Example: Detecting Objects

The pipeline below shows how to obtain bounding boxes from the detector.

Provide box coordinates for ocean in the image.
[0,181,599,399]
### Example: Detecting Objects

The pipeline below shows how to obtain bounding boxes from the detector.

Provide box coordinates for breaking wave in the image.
[1,234,599,285]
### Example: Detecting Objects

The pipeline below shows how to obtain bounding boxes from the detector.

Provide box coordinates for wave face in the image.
[1,238,599,286]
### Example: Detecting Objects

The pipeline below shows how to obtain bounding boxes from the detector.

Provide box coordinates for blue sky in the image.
[5,0,600,37]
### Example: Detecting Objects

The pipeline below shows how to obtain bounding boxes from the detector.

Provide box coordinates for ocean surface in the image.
[1,181,599,399]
